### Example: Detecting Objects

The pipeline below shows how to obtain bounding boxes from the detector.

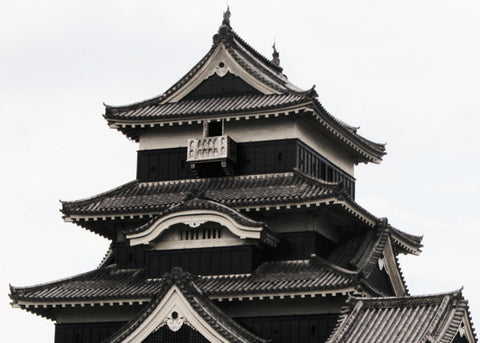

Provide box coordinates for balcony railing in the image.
[187,135,237,163]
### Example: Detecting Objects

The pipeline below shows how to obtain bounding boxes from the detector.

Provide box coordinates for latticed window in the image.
[179,227,223,240]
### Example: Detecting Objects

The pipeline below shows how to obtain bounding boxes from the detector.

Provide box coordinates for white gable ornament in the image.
[165,308,187,332]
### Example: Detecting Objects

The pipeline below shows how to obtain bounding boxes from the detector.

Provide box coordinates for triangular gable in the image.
[104,268,266,343]
[161,42,282,104]
[159,14,307,104]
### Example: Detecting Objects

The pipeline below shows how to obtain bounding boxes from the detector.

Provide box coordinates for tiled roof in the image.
[105,93,310,120]
[199,258,358,297]
[328,291,476,343]
[10,222,418,308]
[102,22,386,162]
[391,226,424,255]
[10,257,361,305]
[61,171,422,253]
[10,267,157,302]
[104,23,306,118]
[104,268,267,343]
[61,171,344,217]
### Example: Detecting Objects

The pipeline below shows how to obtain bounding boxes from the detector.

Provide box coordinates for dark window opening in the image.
[206,120,223,137]
[180,227,223,241]
[327,167,334,182]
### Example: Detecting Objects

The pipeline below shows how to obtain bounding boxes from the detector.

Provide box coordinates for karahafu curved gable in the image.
[127,208,278,247]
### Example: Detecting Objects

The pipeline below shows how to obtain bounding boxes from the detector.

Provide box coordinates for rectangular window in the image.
[203,120,223,137]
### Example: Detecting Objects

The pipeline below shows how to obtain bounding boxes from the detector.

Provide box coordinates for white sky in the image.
[1,1,479,341]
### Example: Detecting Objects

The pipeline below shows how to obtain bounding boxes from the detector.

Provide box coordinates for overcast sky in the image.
[1,1,479,341]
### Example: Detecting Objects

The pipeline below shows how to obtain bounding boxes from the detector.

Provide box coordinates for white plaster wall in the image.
[137,116,355,175]
[224,117,296,143]
[139,124,202,150]
[295,118,354,175]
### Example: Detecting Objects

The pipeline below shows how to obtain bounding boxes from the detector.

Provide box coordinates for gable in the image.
[126,202,278,248]
[117,285,227,343]
[161,43,280,104]
[104,269,268,343]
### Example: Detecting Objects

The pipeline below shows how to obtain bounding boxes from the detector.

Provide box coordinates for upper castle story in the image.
[103,8,385,198]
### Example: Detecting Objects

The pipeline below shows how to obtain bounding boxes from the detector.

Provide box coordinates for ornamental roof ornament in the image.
[214,6,233,44]
[222,5,231,27]
[272,41,280,66]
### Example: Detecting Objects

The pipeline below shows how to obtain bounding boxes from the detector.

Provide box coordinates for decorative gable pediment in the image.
[115,284,219,343]
[104,268,267,343]
[161,43,281,104]
[126,198,278,247]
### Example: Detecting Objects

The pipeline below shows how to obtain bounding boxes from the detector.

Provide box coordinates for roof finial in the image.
[222,5,231,27]
[272,39,280,66]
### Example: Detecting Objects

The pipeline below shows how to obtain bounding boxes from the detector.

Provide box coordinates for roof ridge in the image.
[292,167,345,192]
[228,33,313,96]
[348,288,465,306]
[309,254,359,278]
[231,30,284,74]
[226,43,286,94]
[359,225,390,277]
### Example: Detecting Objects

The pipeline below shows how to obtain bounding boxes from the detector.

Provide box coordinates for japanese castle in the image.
[10,9,477,343]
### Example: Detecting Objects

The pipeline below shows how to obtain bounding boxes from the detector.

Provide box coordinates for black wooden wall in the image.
[146,245,262,277]
[54,314,339,343]
[237,314,339,343]
[266,231,336,261]
[137,139,355,198]
[55,322,126,343]
[112,231,335,276]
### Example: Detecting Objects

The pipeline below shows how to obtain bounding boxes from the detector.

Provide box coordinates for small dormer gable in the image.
[126,197,278,248]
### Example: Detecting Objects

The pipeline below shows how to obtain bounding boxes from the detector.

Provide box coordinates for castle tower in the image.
[10,10,476,343]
